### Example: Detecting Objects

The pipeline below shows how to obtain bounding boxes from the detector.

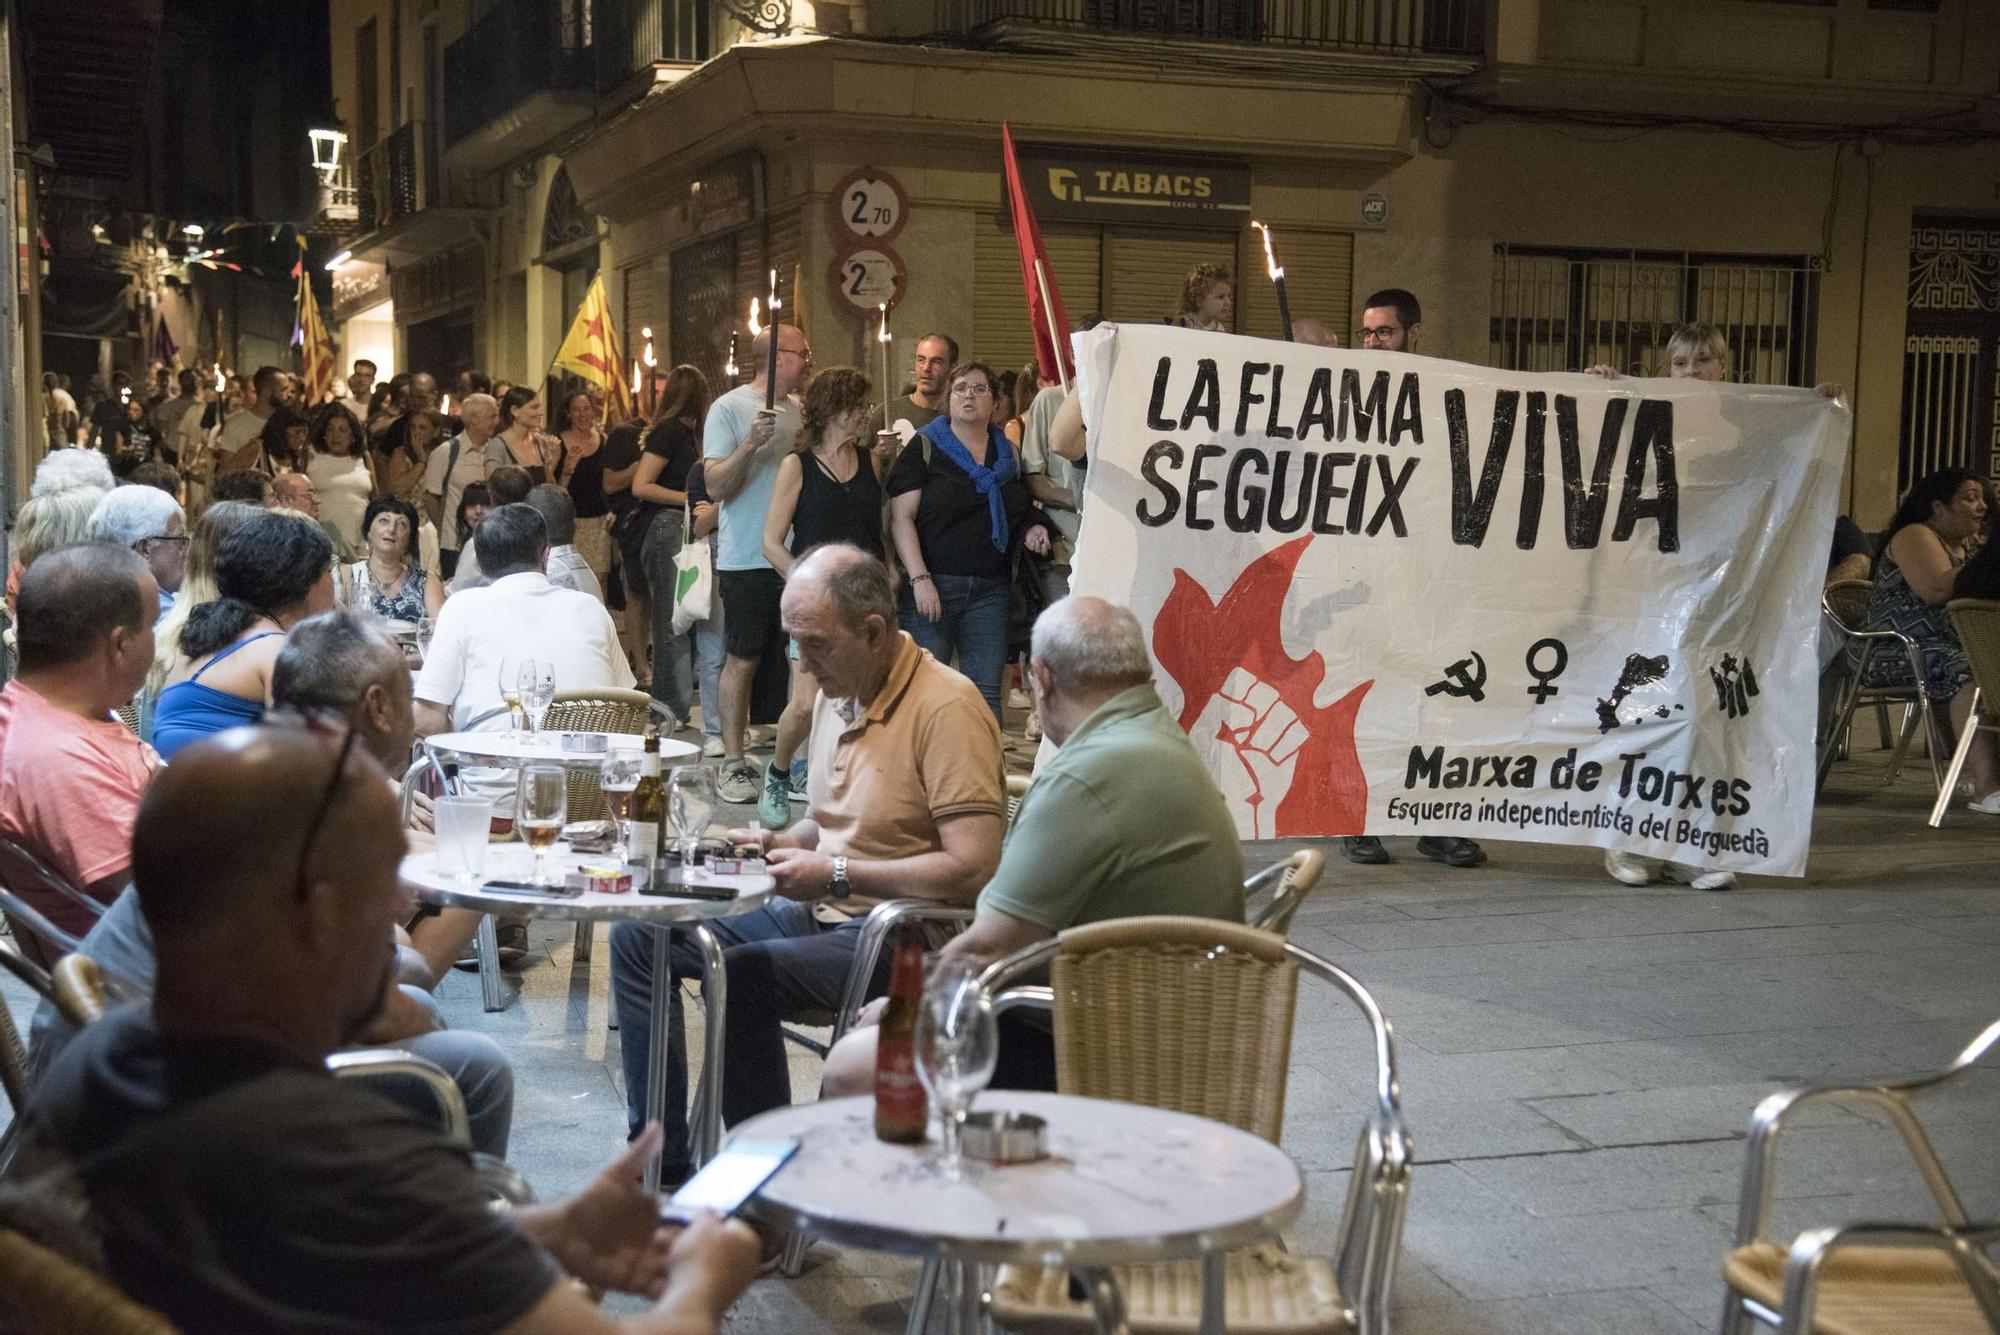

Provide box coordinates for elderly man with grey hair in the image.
[88,484,189,618]
[609,543,1007,1183]
[821,594,1245,1097]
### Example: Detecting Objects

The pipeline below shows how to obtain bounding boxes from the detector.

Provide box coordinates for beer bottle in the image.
[874,924,928,1143]
[629,732,665,866]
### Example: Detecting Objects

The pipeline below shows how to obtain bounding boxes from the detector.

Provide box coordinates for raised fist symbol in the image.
[1193,667,1309,839]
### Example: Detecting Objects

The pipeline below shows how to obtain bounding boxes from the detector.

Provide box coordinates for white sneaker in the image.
[1006,689,1032,709]
[1662,862,1737,892]
[1967,791,2000,815]
[1023,708,1042,742]
[1604,850,1660,886]
[702,736,725,759]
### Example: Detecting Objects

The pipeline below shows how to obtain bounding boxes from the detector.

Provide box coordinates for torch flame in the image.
[768,268,780,314]
[878,302,891,345]
[631,360,642,394]
[747,298,762,336]
[1251,220,1284,282]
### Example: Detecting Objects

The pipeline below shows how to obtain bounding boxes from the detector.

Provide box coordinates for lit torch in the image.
[764,269,781,410]
[878,302,892,433]
[1251,220,1294,343]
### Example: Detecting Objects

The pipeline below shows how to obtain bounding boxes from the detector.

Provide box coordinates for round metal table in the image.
[733,1091,1305,1334]
[403,843,774,1191]
[423,728,702,767]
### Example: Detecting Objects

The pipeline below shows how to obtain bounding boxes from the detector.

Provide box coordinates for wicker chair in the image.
[972,916,1410,1335]
[0,1229,181,1334]
[0,837,105,970]
[1243,849,1326,936]
[1928,600,2000,828]
[1817,579,1947,793]
[538,688,665,964]
[1720,1015,2000,1335]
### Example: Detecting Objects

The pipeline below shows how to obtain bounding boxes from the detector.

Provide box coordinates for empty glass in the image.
[667,765,718,874]
[415,616,435,659]
[521,660,556,736]
[915,958,998,1179]
[435,795,495,883]
[519,766,567,887]
[599,753,642,864]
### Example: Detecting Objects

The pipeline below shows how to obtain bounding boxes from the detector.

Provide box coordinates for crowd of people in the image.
[3,262,1996,1331]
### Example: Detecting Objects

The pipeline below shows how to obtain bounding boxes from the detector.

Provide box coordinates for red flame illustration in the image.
[1153,536,1372,835]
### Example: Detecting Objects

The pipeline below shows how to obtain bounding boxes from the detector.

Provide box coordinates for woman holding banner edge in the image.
[888,361,1053,723]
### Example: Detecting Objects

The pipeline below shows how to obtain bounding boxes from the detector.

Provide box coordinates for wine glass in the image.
[519,766,567,887]
[667,765,718,875]
[915,959,998,1180]
[521,660,556,737]
[415,616,435,660]
[599,753,642,865]
[497,657,525,740]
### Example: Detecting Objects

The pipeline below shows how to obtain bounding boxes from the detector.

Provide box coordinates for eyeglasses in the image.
[140,533,190,549]
[951,384,993,397]
[778,346,813,361]
[1356,326,1403,344]
[289,715,362,904]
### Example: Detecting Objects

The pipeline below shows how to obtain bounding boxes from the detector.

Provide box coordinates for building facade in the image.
[325,0,2000,523]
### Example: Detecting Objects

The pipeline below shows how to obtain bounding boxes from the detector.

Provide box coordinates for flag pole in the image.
[1033,259,1070,396]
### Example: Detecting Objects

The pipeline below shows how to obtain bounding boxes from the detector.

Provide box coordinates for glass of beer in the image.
[599,753,642,864]
[519,766,567,887]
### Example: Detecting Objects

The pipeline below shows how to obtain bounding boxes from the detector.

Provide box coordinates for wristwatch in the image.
[829,855,851,900]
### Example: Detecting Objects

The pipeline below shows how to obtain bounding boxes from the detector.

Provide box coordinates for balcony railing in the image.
[590,0,714,90]
[356,121,477,231]
[941,0,1482,52]
[443,0,594,146]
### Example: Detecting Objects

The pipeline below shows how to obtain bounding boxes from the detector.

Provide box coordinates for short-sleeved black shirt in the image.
[29,1006,560,1335]
[1828,514,1872,573]
[642,419,700,495]
[600,420,645,515]
[885,432,1045,580]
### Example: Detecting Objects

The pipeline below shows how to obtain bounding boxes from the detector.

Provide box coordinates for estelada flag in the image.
[293,238,337,406]
[552,273,634,422]
[1002,123,1074,387]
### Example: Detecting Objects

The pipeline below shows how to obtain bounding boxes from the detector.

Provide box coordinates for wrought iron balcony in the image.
[442,0,594,146]
[940,0,1482,52]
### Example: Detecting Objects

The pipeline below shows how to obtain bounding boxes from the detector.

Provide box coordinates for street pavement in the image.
[6,724,1994,1333]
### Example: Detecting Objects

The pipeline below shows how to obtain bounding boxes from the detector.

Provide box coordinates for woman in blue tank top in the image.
[152,512,335,759]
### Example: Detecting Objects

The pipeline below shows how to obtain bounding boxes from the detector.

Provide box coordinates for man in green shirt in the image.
[820,595,1244,1094]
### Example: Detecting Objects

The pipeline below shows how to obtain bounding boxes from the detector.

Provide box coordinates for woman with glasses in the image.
[756,367,886,825]
[888,361,1053,723]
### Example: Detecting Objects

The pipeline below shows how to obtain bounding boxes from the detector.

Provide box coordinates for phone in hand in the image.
[659,1138,799,1225]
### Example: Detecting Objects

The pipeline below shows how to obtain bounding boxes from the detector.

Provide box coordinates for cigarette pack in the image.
[566,863,633,895]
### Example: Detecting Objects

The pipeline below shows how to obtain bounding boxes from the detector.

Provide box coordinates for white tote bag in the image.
[669,504,713,634]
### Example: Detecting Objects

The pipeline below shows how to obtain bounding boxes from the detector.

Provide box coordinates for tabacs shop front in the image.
[564,118,1364,405]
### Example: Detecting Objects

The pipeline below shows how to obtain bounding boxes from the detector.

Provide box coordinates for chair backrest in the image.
[1823,578,1873,634]
[541,689,654,821]
[1004,773,1031,827]
[114,699,141,736]
[1245,848,1325,934]
[0,874,85,975]
[0,1229,181,1334]
[0,940,59,1112]
[1047,916,1299,1142]
[1946,599,2000,703]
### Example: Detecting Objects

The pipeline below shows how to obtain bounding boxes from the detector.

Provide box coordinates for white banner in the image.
[1068,325,1849,876]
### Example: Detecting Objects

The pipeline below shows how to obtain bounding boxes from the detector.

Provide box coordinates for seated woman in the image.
[1862,466,1995,811]
[340,497,443,622]
[151,511,335,760]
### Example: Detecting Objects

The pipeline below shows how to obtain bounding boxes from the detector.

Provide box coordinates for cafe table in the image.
[731,1091,1305,1335]
[401,841,773,1191]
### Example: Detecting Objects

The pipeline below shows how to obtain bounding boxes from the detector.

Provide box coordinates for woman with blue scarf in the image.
[888,360,1053,722]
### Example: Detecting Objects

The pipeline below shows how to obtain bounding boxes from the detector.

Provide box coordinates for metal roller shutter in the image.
[1236,229,1354,345]
[973,224,1102,375]
[1105,230,1235,329]
[621,252,666,365]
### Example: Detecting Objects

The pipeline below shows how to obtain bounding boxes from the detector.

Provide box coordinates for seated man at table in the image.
[415,502,635,962]
[609,544,1006,1185]
[26,624,517,1153]
[24,726,761,1334]
[0,543,162,944]
[821,596,1245,1097]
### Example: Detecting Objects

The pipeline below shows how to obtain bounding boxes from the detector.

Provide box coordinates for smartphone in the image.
[640,866,739,901]
[660,1138,798,1224]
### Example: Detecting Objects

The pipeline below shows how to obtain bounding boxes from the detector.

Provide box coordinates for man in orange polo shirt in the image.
[608,544,1005,1184]
[0,544,162,945]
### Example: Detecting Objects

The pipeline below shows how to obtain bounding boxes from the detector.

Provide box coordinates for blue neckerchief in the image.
[918,416,1018,553]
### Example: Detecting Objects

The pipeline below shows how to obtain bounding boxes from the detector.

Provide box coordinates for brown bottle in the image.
[874,924,928,1143]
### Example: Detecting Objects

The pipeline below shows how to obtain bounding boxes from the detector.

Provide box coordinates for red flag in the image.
[1001,124,1074,387]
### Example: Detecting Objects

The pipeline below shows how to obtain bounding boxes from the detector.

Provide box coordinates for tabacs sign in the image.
[1013,144,1251,228]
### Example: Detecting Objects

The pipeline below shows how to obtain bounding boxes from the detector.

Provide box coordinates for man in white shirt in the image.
[526,484,605,603]
[422,393,500,580]
[414,504,634,814]
[214,366,283,468]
